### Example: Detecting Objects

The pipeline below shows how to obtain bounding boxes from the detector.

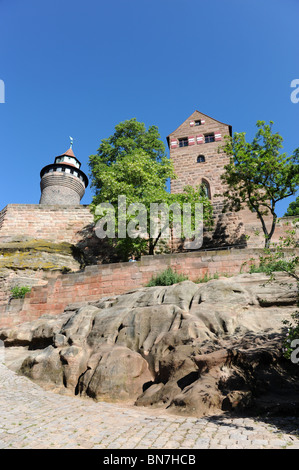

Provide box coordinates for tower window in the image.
[201,179,211,199]
[205,133,215,143]
[197,155,205,163]
[178,137,188,147]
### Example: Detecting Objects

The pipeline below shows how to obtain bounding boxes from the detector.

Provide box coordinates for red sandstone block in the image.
[61,278,76,287]
[88,275,102,283]
[43,303,59,313]
[73,283,88,291]
[110,280,127,288]
[29,294,48,304]
[139,265,160,273]
[131,272,142,280]
[99,289,112,296]
[85,294,101,301]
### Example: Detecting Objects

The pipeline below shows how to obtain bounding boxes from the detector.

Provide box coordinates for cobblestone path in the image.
[1,363,299,449]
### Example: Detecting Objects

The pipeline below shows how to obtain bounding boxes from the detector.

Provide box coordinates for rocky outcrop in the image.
[0,239,85,320]
[0,239,83,272]
[1,273,299,417]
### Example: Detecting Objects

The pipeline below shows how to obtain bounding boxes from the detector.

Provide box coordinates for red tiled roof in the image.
[63,148,76,158]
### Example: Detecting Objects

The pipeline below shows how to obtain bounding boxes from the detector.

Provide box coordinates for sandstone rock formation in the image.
[0,239,83,272]
[0,238,86,319]
[1,273,299,417]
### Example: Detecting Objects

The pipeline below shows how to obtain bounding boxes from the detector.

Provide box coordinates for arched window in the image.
[201,179,211,199]
[197,155,205,163]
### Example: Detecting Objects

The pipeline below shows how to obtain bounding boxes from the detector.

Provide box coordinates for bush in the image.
[10,286,32,299]
[146,268,188,287]
[249,260,293,275]
[195,273,219,283]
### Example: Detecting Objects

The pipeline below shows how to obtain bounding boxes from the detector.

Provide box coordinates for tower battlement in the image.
[39,147,88,205]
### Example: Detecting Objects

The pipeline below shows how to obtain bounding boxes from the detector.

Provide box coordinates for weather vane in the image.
[69,136,74,149]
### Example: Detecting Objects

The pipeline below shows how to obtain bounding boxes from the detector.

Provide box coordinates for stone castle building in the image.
[167,110,251,247]
[39,146,89,205]
[167,109,231,205]
[0,112,296,328]
[0,112,295,250]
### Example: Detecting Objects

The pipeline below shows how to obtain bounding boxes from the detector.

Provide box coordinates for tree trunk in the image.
[148,243,154,255]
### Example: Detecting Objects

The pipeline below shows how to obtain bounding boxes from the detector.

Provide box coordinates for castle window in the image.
[197,155,205,163]
[178,137,188,147]
[201,179,211,199]
[205,133,215,143]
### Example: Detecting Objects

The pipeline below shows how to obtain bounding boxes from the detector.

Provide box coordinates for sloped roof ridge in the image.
[167,110,232,138]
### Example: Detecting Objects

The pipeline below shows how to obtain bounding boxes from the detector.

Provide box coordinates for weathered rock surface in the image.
[0,239,85,320]
[1,273,299,416]
[0,239,83,272]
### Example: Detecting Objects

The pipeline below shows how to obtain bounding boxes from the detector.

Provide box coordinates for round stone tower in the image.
[39,145,89,205]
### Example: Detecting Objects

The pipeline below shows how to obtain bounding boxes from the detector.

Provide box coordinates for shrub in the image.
[249,260,294,276]
[146,268,188,287]
[195,273,219,283]
[10,286,32,299]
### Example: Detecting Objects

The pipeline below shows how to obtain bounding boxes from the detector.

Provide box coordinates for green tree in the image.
[89,119,213,260]
[219,121,299,248]
[284,195,299,217]
[89,118,167,175]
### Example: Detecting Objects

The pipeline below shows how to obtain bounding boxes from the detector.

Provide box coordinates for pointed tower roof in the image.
[63,148,76,158]
[55,147,82,167]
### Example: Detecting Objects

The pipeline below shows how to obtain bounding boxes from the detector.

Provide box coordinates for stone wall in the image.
[0,268,57,327]
[0,204,297,328]
[0,203,296,253]
[39,172,86,205]
[0,204,94,244]
[168,110,231,201]
[2,247,295,329]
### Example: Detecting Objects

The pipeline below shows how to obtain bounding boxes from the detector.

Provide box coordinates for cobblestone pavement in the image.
[1,363,299,450]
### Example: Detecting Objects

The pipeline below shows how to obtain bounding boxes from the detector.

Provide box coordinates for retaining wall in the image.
[0,204,94,244]
[0,247,277,328]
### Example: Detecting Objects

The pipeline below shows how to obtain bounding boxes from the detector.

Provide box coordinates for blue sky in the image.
[0,0,298,216]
